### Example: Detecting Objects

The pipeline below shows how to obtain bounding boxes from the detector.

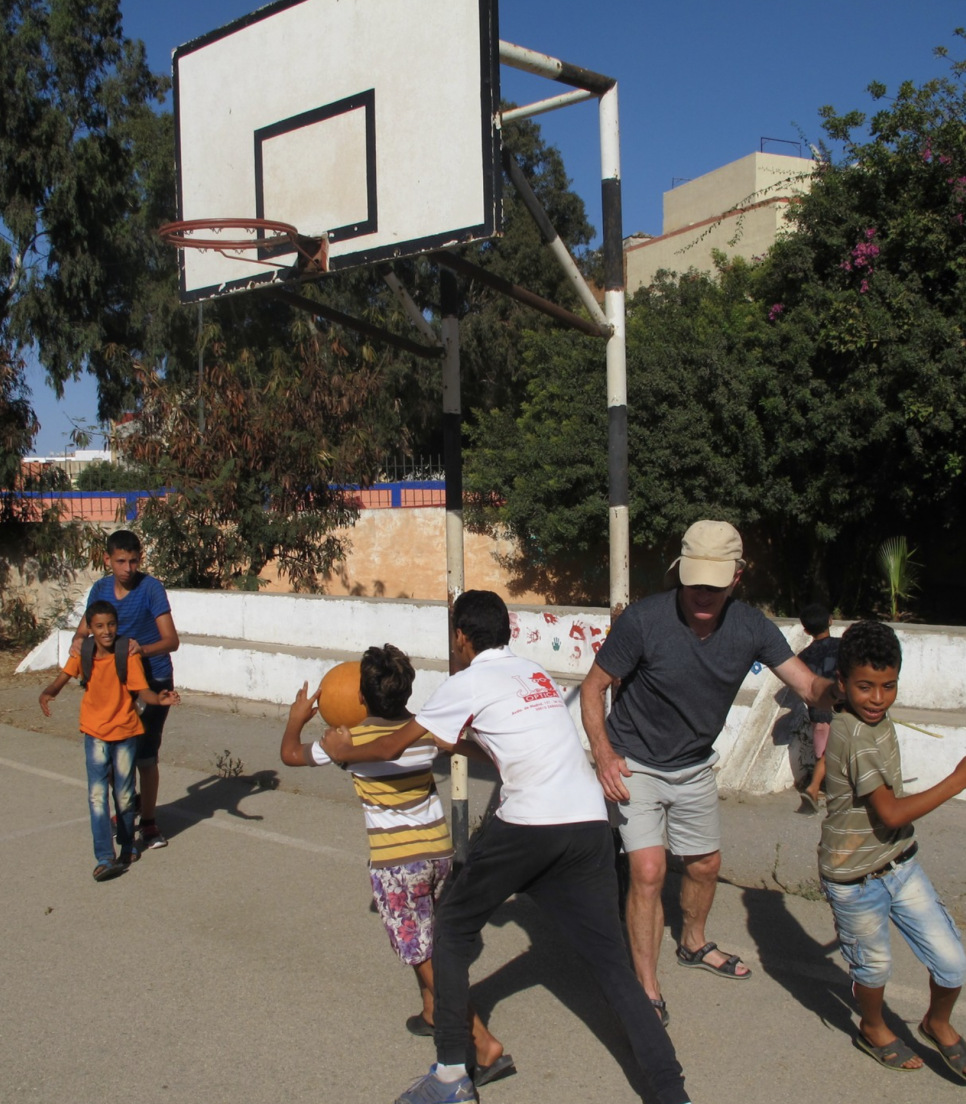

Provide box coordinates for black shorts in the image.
[137,676,173,764]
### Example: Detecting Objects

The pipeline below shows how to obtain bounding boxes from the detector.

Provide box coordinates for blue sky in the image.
[26,0,966,453]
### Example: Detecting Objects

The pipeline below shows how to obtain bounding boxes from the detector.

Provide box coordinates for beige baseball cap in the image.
[667,520,744,588]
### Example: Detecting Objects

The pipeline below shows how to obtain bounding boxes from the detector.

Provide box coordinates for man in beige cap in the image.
[580,520,836,1026]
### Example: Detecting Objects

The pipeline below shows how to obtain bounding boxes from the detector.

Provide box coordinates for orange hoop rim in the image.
[158,217,300,252]
[158,217,329,274]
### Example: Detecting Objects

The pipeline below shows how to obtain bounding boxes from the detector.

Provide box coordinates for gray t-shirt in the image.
[818,710,914,882]
[595,590,794,770]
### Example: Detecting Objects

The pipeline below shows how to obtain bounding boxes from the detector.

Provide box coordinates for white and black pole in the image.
[599,83,628,619]
[441,267,469,863]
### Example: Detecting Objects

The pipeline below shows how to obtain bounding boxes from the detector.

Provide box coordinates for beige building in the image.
[625,151,815,292]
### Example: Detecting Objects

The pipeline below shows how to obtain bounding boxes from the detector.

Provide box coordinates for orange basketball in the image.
[317,661,368,728]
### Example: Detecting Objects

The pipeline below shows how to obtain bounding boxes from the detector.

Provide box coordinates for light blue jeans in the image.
[84,735,137,865]
[822,857,966,989]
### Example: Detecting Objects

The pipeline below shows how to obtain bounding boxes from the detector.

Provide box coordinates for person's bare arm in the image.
[866,756,966,828]
[279,683,321,767]
[129,612,180,660]
[69,618,88,658]
[321,717,428,764]
[39,672,72,716]
[136,688,181,708]
[772,656,838,711]
[580,661,632,802]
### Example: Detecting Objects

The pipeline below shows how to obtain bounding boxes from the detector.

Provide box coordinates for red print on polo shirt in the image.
[514,672,560,704]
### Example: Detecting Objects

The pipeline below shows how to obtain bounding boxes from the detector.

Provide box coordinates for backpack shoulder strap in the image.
[80,636,96,688]
[114,637,130,685]
[81,635,131,687]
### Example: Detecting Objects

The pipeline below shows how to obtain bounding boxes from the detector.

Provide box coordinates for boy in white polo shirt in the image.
[322,591,690,1104]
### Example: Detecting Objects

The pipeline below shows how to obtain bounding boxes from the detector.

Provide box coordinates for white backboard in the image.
[172,0,501,301]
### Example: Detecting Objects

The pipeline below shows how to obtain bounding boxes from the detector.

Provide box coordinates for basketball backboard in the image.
[171,0,501,302]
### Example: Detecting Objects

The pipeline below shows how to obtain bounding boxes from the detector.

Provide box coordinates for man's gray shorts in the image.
[612,755,721,856]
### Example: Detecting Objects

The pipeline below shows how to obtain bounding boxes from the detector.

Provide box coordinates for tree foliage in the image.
[466,34,966,617]
[117,307,386,590]
[73,459,161,491]
[465,260,772,604]
[0,0,178,423]
[339,113,597,458]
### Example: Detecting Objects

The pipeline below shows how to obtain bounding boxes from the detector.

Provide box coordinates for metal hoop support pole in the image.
[441,268,469,865]
[599,83,629,622]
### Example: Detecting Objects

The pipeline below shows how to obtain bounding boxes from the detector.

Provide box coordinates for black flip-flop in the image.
[917,1022,966,1079]
[855,1033,921,1071]
[474,1054,515,1087]
[405,1014,434,1038]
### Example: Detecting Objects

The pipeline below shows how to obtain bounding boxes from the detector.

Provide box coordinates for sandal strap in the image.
[680,941,718,960]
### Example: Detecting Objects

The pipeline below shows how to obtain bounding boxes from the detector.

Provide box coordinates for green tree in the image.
[0,2,179,645]
[0,352,89,649]
[73,459,161,491]
[337,113,597,459]
[117,308,385,590]
[465,260,771,604]
[467,35,966,618]
[0,0,178,424]
[755,33,966,610]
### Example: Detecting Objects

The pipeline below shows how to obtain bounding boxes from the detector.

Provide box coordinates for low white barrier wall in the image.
[19,591,966,797]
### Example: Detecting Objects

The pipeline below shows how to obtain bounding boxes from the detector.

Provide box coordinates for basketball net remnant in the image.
[158,218,329,274]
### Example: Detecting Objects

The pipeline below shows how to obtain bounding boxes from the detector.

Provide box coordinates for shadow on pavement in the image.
[159,769,280,839]
[470,894,653,1099]
[741,885,923,1056]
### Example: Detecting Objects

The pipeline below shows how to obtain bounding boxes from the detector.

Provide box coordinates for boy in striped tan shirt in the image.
[820,620,966,1078]
[279,644,510,1085]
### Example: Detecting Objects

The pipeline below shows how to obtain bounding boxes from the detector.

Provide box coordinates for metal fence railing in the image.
[5,482,447,522]
[6,490,170,523]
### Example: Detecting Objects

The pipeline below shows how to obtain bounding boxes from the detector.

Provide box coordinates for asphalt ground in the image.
[5,669,966,1104]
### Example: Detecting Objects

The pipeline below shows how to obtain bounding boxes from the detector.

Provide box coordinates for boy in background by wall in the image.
[797,603,839,814]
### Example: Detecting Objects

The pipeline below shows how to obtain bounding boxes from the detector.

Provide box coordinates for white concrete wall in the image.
[18,591,966,797]
[626,203,790,288]
[625,151,815,293]
[663,152,813,235]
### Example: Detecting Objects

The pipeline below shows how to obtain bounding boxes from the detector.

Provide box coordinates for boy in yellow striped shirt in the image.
[280,644,511,1085]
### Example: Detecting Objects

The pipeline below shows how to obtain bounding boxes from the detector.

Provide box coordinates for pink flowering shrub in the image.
[840,228,880,290]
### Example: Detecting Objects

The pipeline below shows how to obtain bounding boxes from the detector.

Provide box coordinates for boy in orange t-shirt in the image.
[40,600,180,881]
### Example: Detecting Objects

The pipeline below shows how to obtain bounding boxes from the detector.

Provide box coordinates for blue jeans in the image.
[84,735,137,864]
[822,857,966,989]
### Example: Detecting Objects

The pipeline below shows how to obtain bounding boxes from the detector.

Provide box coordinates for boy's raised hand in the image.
[287,682,321,731]
[158,689,181,707]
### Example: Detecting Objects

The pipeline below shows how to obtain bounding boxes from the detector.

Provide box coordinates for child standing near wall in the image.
[40,600,181,881]
[798,603,839,814]
[820,620,966,1076]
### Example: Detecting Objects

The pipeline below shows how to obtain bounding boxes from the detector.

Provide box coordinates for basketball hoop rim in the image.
[158,217,329,275]
[157,217,300,251]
